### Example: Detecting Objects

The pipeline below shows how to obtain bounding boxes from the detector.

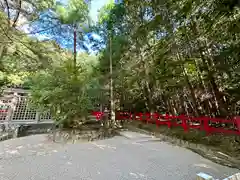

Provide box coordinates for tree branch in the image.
[0,25,13,43]
[12,0,22,28]
[3,0,10,25]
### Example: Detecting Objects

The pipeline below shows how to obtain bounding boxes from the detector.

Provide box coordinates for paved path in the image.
[0,132,238,180]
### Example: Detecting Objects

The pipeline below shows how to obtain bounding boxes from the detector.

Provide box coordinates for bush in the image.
[28,60,101,127]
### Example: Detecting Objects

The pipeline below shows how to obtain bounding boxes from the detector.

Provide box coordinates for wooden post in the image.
[234,116,240,133]
[12,125,19,138]
[35,112,40,123]
[203,117,210,135]
[5,94,18,130]
[180,114,189,132]
[103,107,109,127]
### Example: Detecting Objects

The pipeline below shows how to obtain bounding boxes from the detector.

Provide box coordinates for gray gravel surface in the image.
[0,131,239,180]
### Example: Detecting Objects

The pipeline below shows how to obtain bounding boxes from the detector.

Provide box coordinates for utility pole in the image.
[109,34,115,127]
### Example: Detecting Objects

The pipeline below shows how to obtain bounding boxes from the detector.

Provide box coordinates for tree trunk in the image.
[73,24,77,71]
[190,20,227,117]
[109,35,115,127]
[176,52,200,117]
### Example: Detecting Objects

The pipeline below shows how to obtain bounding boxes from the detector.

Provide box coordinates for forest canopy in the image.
[0,0,239,127]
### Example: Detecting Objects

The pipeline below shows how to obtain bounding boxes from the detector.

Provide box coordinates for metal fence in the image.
[0,88,52,124]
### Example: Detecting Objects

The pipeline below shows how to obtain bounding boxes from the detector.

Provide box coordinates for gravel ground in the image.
[0,131,239,180]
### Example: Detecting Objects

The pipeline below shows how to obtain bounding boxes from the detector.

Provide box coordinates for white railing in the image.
[0,88,52,124]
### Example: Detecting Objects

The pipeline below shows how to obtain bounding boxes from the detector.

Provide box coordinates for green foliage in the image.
[56,0,89,25]
[0,71,9,92]
[0,0,103,128]
[93,0,240,117]
[1,0,239,132]
[29,57,101,127]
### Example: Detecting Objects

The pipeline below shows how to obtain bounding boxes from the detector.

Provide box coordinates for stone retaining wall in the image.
[47,128,118,143]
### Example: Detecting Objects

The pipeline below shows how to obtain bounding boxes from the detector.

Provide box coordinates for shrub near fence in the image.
[92,111,240,136]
